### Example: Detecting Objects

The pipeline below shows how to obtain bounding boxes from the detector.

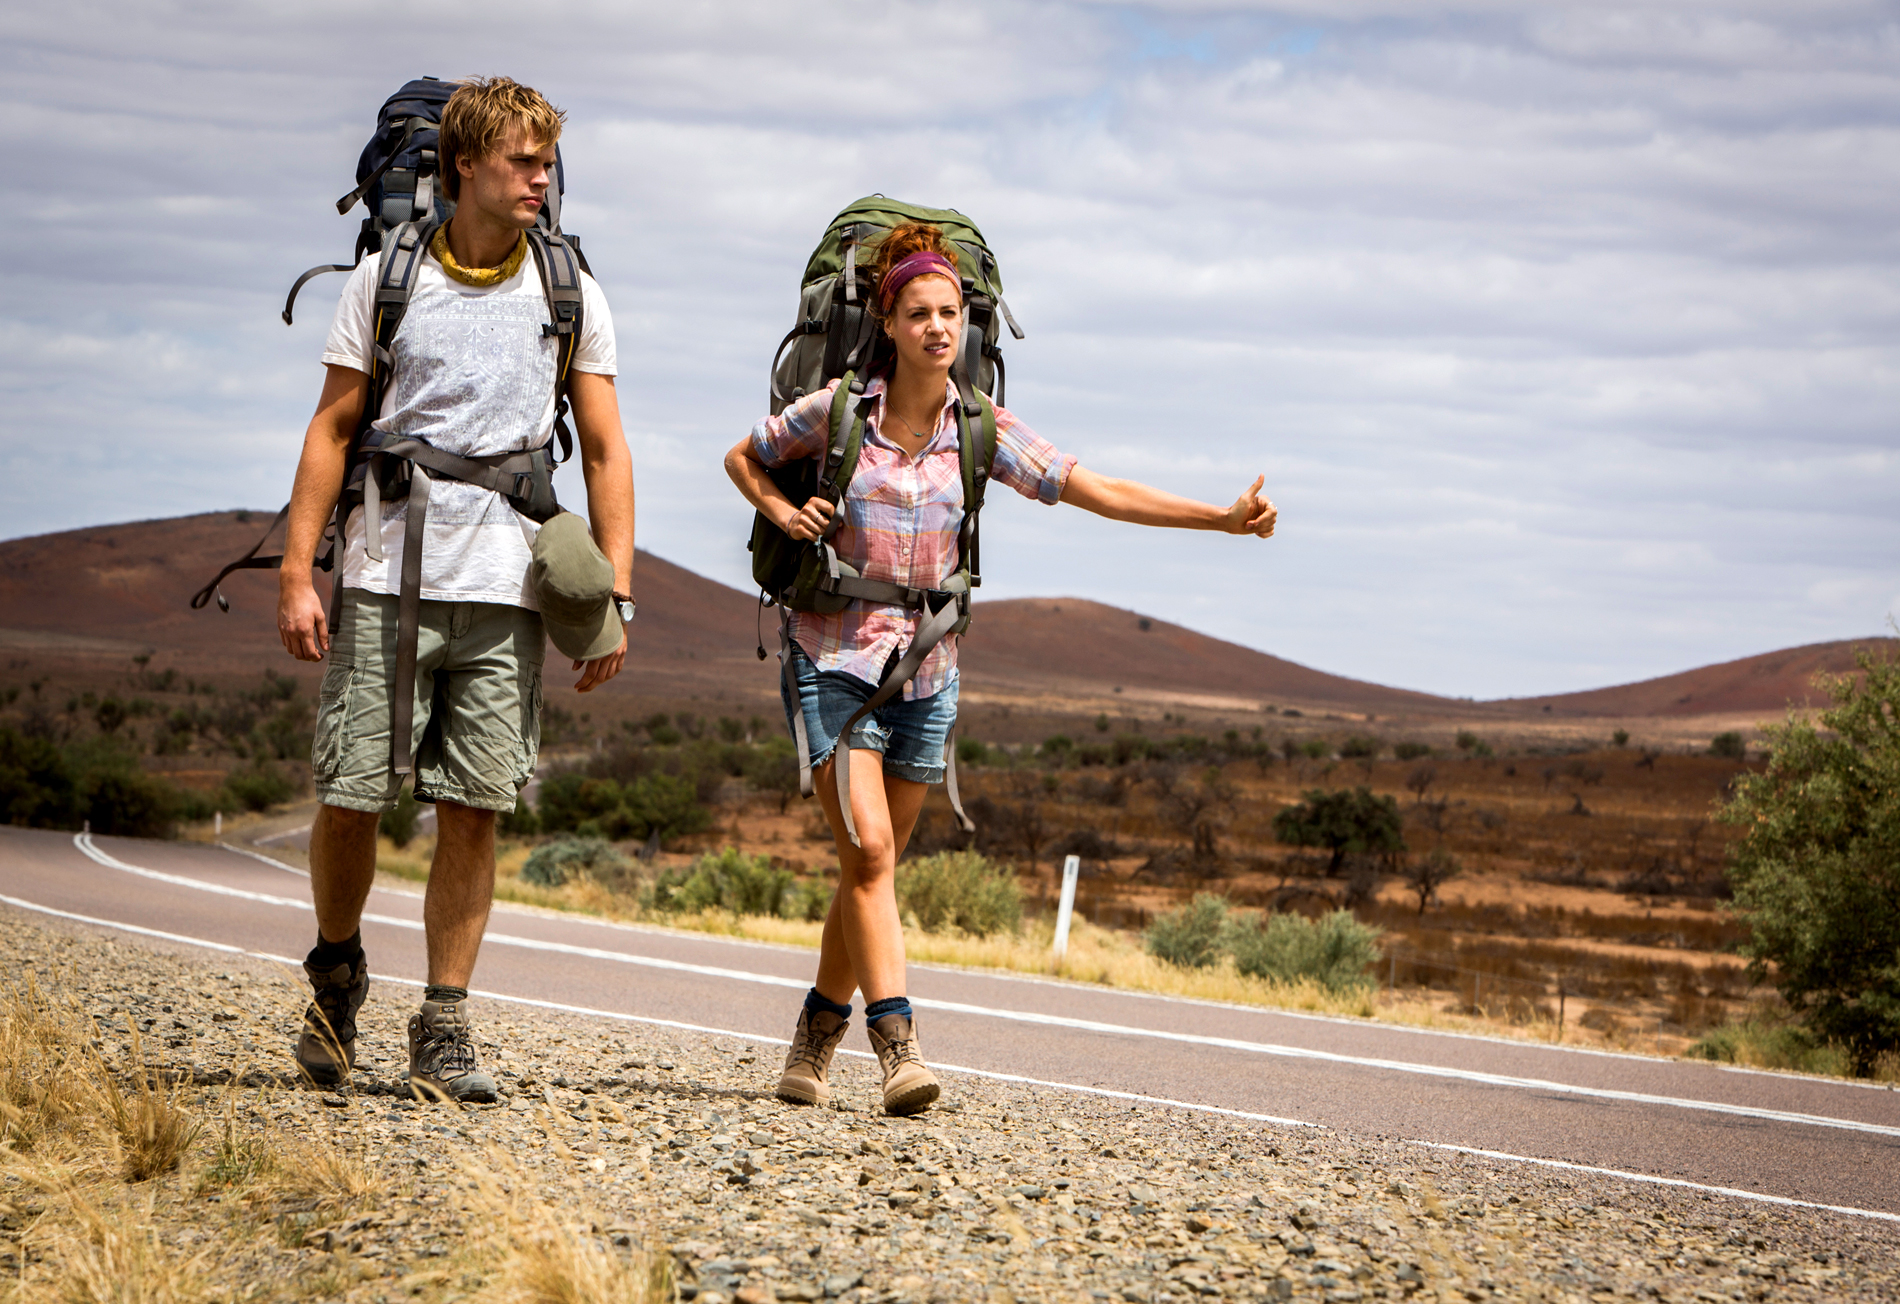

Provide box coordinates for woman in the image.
[725,223,1277,1116]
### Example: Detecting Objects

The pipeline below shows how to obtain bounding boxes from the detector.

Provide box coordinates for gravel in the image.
[6,907,1900,1303]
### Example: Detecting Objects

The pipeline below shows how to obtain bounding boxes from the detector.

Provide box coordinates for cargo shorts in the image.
[312,589,545,814]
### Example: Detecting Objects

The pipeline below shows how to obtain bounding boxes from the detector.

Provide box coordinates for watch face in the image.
[616,600,636,622]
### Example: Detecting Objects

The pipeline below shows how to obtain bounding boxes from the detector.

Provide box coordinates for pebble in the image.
[8,909,1900,1304]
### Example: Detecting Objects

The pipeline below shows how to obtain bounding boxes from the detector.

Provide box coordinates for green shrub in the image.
[498,795,539,837]
[1339,736,1381,760]
[536,770,710,842]
[1144,893,1230,969]
[1686,1021,1851,1077]
[1612,729,1630,748]
[1299,739,1329,760]
[521,836,629,888]
[650,847,807,918]
[220,760,297,812]
[381,787,420,848]
[1393,741,1433,761]
[1224,910,1383,992]
[1709,731,1747,760]
[896,851,1023,937]
[0,726,77,827]
[955,737,990,767]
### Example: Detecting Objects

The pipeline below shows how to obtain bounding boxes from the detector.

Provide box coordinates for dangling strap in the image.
[189,505,292,613]
[830,594,967,848]
[390,463,430,778]
[779,609,816,801]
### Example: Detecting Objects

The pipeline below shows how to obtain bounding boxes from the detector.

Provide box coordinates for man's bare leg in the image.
[309,804,380,941]
[422,800,497,987]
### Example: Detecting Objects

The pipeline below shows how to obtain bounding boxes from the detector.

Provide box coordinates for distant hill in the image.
[1497,639,1896,718]
[0,511,1882,721]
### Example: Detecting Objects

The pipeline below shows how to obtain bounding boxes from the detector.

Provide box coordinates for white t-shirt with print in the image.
[320,239,616,610]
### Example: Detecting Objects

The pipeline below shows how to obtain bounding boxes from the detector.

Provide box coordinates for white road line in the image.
[1407,1141,1900,1226]
[220,837,1883,1100]
[61,835,1900,1142]
[6,889,1897,1226]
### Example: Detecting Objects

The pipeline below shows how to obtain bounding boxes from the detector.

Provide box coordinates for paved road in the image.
[3,824,1897,1222]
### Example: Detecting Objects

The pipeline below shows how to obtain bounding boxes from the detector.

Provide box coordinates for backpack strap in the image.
[526,228,585,466]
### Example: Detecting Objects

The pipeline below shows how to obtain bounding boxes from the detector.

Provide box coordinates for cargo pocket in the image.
[311,663,356,784]
[516,665,544,786]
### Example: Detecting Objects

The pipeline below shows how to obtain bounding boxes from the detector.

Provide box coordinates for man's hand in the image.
[783,495,835,542]
[1225,475,1278,538]
[279,580,330,662]
[573,629,627,693]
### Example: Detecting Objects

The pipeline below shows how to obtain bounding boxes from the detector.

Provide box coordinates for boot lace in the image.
[791,1015,845,1071]
[419,1023,479,1077]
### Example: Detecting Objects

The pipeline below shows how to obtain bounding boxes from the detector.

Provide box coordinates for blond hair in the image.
[439,76,567,199]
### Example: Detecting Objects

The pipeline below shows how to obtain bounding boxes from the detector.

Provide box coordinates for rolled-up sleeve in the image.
[990,405,1076,505]
[749,382,838,469]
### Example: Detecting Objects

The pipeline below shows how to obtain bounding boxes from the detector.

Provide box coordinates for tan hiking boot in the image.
[295,954,368,1086]
[406,999,498,1104]
[776,1007,850,1107]
[867,1011,940,1116]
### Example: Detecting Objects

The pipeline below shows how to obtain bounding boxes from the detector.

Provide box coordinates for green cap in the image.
[529,512,621,661]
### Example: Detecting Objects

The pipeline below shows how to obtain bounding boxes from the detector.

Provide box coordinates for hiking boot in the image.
[776,1007,850,1107]
[295,954,368,1086]
[867,1011,940,1116]
[406,999,498,1104]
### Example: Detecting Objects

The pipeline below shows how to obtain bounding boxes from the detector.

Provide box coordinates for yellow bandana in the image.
[431,227,528,287]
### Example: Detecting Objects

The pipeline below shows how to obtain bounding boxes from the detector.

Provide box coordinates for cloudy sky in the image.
[3,1,1895,699]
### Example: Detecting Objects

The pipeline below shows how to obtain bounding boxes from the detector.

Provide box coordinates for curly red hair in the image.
[867,223,961,318]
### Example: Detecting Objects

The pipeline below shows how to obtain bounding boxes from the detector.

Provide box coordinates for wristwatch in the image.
[614,593,636,623]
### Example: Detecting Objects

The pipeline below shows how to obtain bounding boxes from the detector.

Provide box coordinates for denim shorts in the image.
[780,642,959,785]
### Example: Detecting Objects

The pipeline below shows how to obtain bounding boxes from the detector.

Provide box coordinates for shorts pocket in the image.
[311,663,356,784]
[517,665,543,786]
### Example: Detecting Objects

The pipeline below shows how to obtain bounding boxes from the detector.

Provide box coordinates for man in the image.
[276,77,634,1102]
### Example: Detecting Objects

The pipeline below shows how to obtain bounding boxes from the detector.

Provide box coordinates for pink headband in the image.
[878,251,961,314]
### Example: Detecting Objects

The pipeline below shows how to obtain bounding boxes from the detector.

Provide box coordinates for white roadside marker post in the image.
[1053,854,1081,959]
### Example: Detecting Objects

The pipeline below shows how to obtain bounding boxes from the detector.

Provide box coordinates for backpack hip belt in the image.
[350,429,564,778]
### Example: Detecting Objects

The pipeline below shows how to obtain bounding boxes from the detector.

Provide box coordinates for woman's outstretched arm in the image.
[1059,466,1278,538]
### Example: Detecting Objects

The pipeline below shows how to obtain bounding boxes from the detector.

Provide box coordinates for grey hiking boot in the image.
[776,1007,850,1107]
[406,999,498,1104]
[295,955,368,1086]
[867,1011,940,1117]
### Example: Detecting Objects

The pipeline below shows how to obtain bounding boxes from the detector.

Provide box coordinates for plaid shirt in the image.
[750,374,1075,698]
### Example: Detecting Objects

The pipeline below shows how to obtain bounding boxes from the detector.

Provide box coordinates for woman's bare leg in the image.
[811,750,929,1005]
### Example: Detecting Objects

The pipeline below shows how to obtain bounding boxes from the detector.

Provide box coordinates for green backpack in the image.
[750,197,1023,844]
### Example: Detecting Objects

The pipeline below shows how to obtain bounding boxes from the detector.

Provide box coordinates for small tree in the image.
[1403,846,1462,915]
[1272,787,1406,876]
[1719,649,1900,1072]
[1404,765,1435,805]
[1709,731,1747,760]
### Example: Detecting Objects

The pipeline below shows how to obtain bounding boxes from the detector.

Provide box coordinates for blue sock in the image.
[804,988,852,1020]
[864,996,912,1024]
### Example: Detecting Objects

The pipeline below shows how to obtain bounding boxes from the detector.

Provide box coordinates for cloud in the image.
[1,1,1895,697]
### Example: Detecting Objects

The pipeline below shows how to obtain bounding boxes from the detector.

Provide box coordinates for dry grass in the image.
[461,1158,669,1304]
[27,1188,210,1304]
[0,974,661,1304]
[96,1029,201,1184]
